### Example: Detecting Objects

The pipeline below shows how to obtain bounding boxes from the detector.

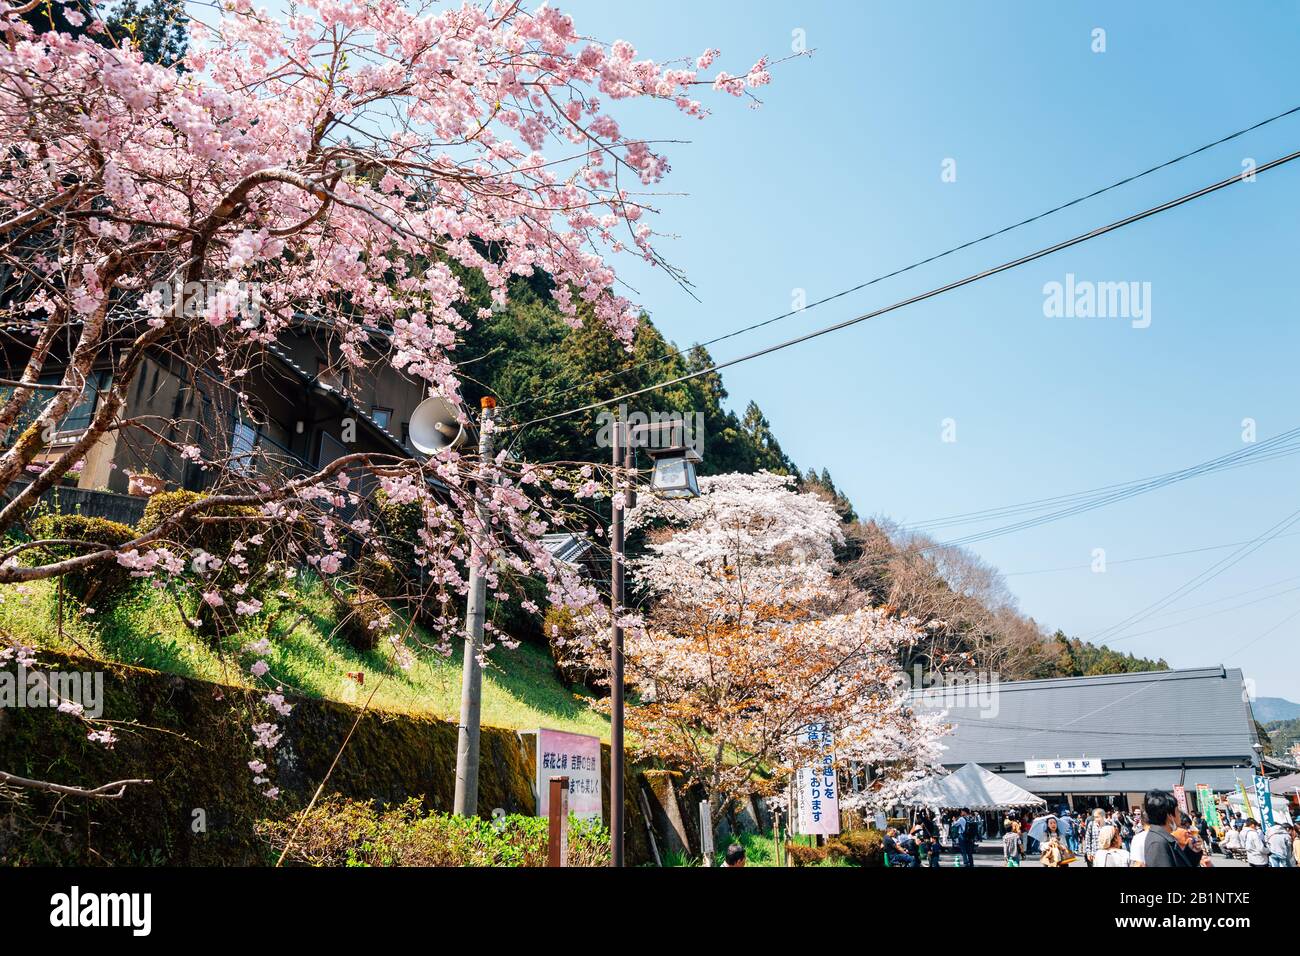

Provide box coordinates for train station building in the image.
[911,666,1264,812]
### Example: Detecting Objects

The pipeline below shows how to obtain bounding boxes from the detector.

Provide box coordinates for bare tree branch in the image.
[0,770,152,800]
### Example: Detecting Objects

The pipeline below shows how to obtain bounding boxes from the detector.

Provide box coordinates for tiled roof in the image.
[541,532,594,566]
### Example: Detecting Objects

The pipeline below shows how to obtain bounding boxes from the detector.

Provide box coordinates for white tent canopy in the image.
[905,762,1047,811]
[1222,788,1293,825]
[1268,772,1300,797]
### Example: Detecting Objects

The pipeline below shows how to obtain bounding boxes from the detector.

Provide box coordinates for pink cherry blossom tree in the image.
[0,0,783,799]
[557,472,947,824]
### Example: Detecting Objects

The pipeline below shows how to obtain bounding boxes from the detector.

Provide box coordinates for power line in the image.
[864,427,1300,560]
[847,434,1300,613]
[1225,603,1300,659]
[1003,529,1300,576]
[780,421,1300,580]
[822,425,1300,576]
[905,445,1300,553]
[500,105,1300,416]
[1089,504,1300,645]
[1136,572,1300,618]
[902,429,1300,533]
[824,421,1300,570]
[1096,582,1300,642]
[508,147,1300,434]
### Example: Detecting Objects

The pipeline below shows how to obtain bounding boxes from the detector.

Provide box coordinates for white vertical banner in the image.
[698,800,715,864]
[796,723,840,836]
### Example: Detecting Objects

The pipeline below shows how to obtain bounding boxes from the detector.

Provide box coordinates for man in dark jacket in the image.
[883,827,914,867]
[1057,807,1079,853]
[950,808,977,867]
[1143,790,1202,867]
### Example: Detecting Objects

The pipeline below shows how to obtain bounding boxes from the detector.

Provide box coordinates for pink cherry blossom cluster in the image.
[0,0,790,799]
[0,0,783,527]
[237,635,293,799]
[0,0,777,398]
[628,470,847,611]
[0,641,36,668]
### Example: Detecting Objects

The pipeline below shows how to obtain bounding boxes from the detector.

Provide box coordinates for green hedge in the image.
[356,490,422,591]
[339,587,389,653]
[258,794,610,867]
[137,490,269,580]
[26,513,137,605]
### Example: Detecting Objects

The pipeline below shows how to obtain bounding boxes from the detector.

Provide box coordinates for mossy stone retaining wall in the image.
[0,653,650,865]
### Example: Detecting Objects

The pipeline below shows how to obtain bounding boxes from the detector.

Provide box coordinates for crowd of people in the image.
[879,790,1299,868]
[880,807,981,867]
[1017,790,1300,867]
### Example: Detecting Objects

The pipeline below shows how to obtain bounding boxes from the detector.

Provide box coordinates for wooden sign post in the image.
[547,776,569,867]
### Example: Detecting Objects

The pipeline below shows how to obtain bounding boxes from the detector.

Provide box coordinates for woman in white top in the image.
[1093,825,1131,868]
[1223,824,1242,857]
[1129,825,1149,866]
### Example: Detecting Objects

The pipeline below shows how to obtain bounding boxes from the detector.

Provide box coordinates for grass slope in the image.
[0,575,608,739]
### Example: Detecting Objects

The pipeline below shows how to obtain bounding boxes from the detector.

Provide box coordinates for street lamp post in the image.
[608,417,700,867]
[609,419,626,868]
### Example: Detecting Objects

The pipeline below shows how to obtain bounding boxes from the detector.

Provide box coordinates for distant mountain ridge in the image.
[1253,697,1300,723]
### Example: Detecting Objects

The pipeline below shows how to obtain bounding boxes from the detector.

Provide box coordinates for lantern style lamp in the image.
[607,419,702,867]
[646,444,701,499]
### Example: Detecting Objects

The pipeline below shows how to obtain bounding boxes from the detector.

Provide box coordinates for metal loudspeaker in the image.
[408,395,466,454]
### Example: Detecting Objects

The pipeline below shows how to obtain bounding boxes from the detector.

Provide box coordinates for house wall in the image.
[3,325,426,498]
[113,354,214,494]
[75,428,118,490]
[251,357,410,474]
[241,361,315,467]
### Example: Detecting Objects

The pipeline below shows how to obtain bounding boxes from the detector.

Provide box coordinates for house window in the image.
[370,406,392,430]
[316,359,350,392]
[0,370,110,443]
[317,431,349,468]
[58,370,110,435]
[231,419,258,473]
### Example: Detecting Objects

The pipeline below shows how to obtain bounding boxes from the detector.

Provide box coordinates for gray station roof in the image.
[911,667,1258,767]
[992,766,1251,795]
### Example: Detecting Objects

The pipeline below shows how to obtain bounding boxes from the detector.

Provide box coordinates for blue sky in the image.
[554,0,1300,698]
